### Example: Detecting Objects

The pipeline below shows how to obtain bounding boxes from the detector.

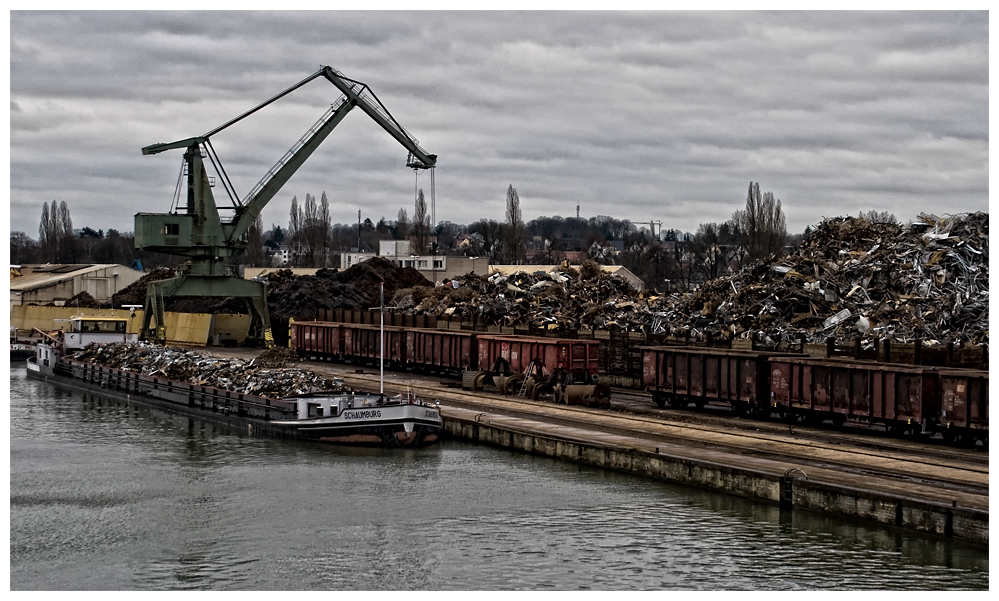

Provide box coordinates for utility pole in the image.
[357,209,361,252]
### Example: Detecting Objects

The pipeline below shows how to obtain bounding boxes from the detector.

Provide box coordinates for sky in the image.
[7,9,990,241]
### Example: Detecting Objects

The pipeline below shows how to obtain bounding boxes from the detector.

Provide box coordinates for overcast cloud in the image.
[8,10,989,240]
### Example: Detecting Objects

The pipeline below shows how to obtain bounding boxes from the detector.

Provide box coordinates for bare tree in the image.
[860,209,897,224]
[736,182,786,263]
[10,231,39,264]
[469,219,505,264]
[318,192,332,266]
[505,184,526,264]
[301,193,319,266]
[38,201,56,262]
[288,195,302,267]
[244,215,266,267]
[58,200,74,262]
[412,189,430,254]
[395,207,409,241]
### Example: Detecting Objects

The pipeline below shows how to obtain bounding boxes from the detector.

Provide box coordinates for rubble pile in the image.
[251,346,300,369]
[396,262,653,331]
[73,342,346,397]
[111,268,174,307]
[265,258,430,320]
[653,212,989,346]
[60,290,102,309]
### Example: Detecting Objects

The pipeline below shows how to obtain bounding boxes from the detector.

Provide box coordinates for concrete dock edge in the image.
[443,412,989,544]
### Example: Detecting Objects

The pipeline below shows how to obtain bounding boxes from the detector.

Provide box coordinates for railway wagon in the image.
[406,328,477,375]
[641,346,801,415]
[464,335,603,402]
[768,356,940,434]
[936,368,989,445]
[341,323,408,367]
[291,321,344,361]
[475,335,600,378]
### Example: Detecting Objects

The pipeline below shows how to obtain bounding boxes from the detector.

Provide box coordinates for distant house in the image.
[9,264,144,310]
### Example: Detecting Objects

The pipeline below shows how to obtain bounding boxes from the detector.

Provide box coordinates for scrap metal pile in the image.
[392,212,987,347]
[653,212,989,346]
[393,260,645,331]
[72,342,347,398]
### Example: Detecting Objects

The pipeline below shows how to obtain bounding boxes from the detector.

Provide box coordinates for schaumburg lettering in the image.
[344,410,382,419]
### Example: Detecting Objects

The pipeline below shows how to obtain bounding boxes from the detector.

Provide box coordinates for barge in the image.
[26,341,442,448]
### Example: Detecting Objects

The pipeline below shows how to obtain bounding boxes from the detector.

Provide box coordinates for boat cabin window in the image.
[72,319,127,333]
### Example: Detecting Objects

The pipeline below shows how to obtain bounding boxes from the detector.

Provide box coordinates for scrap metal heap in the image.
[657,212,988,346]
[394,260,643,331]
[393,212,987,348]
[72,342,347,398]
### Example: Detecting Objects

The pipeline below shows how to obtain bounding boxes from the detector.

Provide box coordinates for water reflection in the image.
[9,365,988,590]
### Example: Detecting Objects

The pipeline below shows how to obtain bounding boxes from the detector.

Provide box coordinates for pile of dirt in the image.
[251,346,300,369]
[265,258,430,320]
[112,267,245,313]
[111,268,175,307]
[59,290,102,309]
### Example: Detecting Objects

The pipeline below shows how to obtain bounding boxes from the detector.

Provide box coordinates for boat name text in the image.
[343,410,382,419]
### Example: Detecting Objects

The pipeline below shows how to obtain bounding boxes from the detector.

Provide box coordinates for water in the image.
[9,365,988,590]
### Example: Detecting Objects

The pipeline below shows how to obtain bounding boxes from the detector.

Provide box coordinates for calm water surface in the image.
[9,365,988,590]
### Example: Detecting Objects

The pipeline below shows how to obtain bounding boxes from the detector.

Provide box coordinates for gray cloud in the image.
[8,10,988,240]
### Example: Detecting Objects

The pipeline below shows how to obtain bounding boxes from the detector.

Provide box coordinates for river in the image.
[8,365,988,590]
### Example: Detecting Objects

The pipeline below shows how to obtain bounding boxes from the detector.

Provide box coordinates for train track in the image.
[298,361,988,500]
[608,388,989,466]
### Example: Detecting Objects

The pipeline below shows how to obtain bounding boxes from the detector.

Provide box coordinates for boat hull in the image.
[273,394,442,447]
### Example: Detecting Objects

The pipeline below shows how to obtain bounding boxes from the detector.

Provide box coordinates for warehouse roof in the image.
[10,264,138,292]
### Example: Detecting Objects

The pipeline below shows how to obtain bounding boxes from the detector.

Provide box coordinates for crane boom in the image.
[133,65,437,347]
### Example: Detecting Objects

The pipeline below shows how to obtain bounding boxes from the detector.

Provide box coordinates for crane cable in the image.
[412,166,437,227]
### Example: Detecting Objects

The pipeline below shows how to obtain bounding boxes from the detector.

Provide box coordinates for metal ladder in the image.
[517,361,536,397]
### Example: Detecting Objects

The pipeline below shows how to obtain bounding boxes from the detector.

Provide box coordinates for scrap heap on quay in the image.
[72,343,346,398]
[393,211,989,349]
[654,211,989,346]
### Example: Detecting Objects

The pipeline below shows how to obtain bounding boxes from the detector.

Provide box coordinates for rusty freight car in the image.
[641,346,803,416]
[462,335,604,405]
[936,368,989,446]
[406,328,478,376]
[768,356,942,434]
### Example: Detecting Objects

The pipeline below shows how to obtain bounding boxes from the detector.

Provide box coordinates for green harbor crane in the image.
[135,65,437,346]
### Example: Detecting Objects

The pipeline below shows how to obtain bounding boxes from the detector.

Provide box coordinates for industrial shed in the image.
[9,264,144,310]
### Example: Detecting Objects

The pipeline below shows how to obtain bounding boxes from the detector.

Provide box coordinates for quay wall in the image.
[443,413,988,544]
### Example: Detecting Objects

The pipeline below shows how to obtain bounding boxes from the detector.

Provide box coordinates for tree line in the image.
[14,181,820,292]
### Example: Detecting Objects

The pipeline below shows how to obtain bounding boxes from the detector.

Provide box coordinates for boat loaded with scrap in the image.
[26,316,442,448]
